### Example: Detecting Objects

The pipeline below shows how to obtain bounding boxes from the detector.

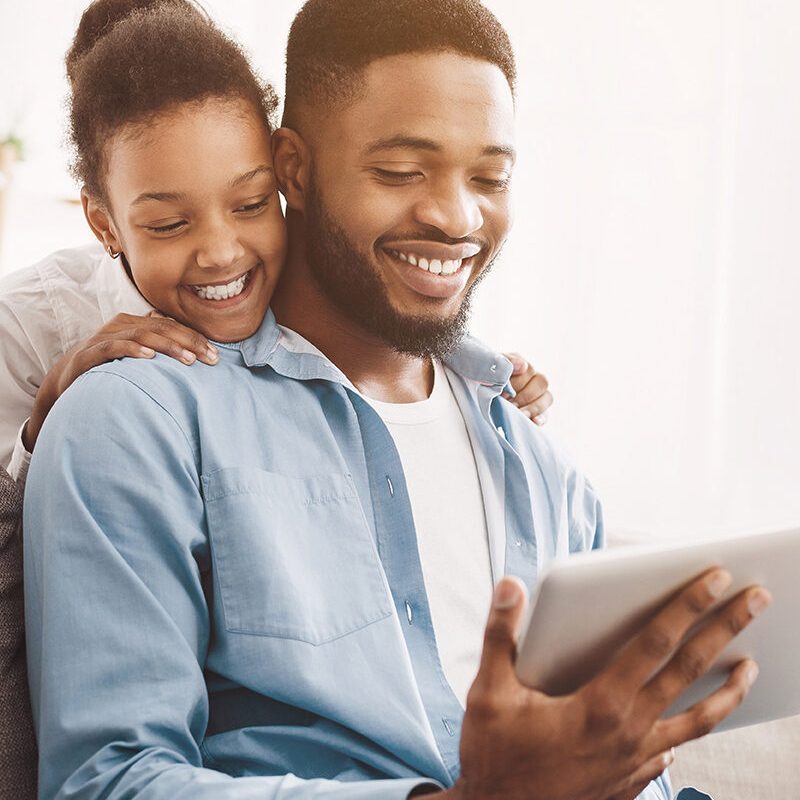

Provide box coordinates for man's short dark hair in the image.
[283,0,516,127]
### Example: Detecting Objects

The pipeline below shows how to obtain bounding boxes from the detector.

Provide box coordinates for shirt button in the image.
[515,539,523,548]
[404,601,413,624]
[490,363,497,372]
[386,475,395,497]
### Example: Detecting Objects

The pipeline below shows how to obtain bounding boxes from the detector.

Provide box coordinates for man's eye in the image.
[475,176,511,191]
[372,169,422,183]
[146,220,186,234]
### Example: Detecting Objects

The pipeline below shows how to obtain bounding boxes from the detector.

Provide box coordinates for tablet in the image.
[515,527,800,732]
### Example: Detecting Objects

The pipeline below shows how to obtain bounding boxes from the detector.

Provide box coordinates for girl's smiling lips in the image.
[180,264,261,309]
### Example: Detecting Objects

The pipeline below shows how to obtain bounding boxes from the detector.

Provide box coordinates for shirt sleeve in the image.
[23,369,441,800]
[7,420,32,485]
[0,297,48,472]
[0,466,37,798]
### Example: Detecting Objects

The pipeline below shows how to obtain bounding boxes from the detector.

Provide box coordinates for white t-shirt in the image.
[0,242,153,480]
[364,360,494,707]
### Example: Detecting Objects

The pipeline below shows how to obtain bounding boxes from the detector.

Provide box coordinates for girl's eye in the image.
[372,168,422,184]
[236,196,270,213]
[146,220,186,234]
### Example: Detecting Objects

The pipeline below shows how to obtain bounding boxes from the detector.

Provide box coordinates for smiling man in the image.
[23,1,764,799]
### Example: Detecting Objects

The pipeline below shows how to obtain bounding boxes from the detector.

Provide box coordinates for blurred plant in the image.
[0,132,24,161]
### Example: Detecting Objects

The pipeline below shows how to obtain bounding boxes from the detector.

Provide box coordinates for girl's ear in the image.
[272,127,311,213]
[81,188,123,255]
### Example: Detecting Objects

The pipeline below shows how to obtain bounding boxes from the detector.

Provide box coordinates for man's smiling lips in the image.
[381,241,482,299]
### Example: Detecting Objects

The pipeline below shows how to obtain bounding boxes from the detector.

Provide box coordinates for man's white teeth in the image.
[191,271,249,301]
[390,249,464,275]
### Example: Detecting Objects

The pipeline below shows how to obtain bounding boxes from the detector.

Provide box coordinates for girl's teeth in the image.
[408,254,418,266]
[428,259,443,275]
[192,272,248,301]
[418,257,430,271]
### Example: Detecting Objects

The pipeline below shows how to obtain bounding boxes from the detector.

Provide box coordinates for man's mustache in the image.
[374,231,487,249]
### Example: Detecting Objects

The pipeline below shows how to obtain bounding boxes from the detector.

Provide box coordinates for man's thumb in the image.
[493,576,525,610]
[475,577,528,688]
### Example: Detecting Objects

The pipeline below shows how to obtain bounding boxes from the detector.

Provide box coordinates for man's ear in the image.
[272,127,310,213]
[81,188,123,254]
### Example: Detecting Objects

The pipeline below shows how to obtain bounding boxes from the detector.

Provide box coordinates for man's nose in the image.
[195,219,247,270]
[412,179,484,239]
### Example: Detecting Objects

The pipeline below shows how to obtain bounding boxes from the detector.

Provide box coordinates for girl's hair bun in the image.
[66,0,206,82]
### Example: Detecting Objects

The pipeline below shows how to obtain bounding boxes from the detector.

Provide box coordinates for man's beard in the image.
[304,179,494,360]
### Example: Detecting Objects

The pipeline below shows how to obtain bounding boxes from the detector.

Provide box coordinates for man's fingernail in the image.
[207,348,219,362]
[207,343,218,354]
[747,589,771,617]
[494,580,519,609]
[745,661,760,687]
[706,569,732,599]
[182,350,196,364]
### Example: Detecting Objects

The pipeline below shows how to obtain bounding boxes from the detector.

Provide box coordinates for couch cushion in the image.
[0,468,36,799]
[670,715,800,799]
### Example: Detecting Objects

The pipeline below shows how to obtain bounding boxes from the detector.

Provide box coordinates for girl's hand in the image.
[502,352,552,425]
[23,312,218,452]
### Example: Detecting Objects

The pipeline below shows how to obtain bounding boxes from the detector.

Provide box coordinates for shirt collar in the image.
[443,334,514,391]
[219,310,513,394]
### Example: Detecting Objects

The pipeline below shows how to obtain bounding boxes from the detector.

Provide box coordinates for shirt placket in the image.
[348,390,465,782]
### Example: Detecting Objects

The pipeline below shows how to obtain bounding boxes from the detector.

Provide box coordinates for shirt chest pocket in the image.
[202,468,393,645]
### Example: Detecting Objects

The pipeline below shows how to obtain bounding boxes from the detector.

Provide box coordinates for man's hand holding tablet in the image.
[434,570,769,800]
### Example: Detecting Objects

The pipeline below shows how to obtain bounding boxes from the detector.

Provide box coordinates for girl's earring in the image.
[106,244,121,260]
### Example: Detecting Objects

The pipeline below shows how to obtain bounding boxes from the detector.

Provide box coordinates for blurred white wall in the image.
[1,1,798,541]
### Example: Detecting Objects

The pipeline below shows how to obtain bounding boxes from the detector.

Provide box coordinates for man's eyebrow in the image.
[230,165,274,188]
[364,135,516,163]
[483,144,516,163]
[364,135,442,155]
[131,191,187,208]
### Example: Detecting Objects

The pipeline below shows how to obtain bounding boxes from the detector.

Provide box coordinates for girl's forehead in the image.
[106,97,275,202]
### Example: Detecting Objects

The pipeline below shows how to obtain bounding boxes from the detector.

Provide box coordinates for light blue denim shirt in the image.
[24,309,697,799]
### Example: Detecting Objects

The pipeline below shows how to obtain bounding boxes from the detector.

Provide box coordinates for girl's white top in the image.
[0,242,152,481]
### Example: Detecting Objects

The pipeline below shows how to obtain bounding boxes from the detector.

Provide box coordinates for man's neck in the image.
[271,218,433,403]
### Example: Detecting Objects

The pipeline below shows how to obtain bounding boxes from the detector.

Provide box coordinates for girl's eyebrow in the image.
[130,166,275,207]
[131,190,186,207]
[230,165,274,188]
